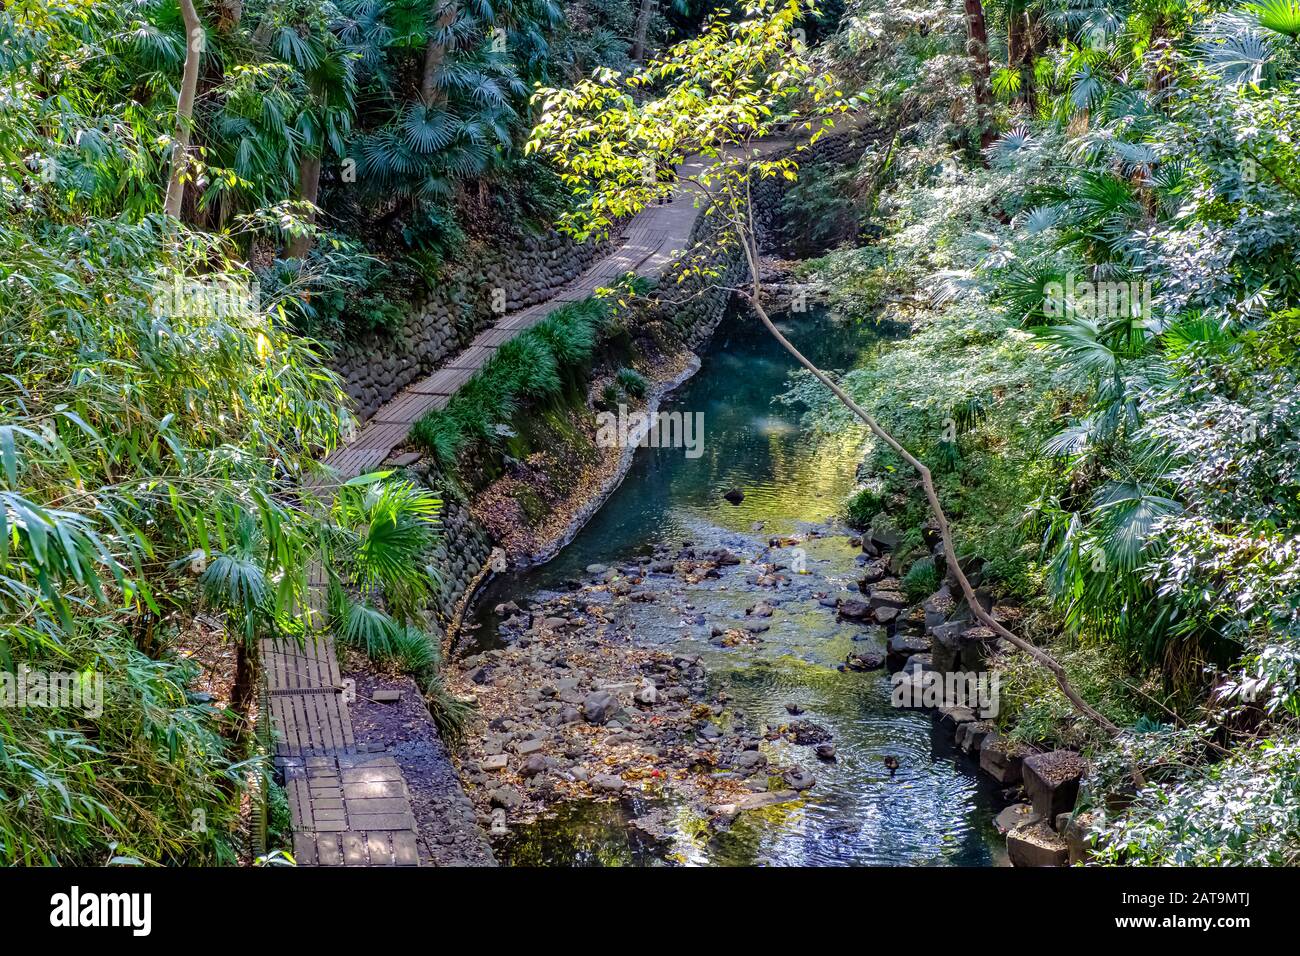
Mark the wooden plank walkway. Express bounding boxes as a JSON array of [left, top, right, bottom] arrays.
[[268, 131, 840, 865]]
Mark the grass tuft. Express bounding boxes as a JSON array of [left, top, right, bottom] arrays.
[[410, 297, 610, 467]]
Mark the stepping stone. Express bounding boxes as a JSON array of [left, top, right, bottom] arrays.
[[1007, 821, 1069, 867]]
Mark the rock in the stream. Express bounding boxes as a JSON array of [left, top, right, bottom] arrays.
[[783, 769, 816, 791], [929, 621, 965, 673], [837, 598, 873, 621], [845, 649, 885, 671], [887, 632, 930, 666], [868, 589, 908, 610], [489, 787, 524, 811], [712, 789, 800, 822], [955, 719, 994, 754], [994, 803, 1044, 834], [787, 720, 833, 746], [591, 773, 627, 793], [735, 750, 768, 772], [723, 488, 745, 505], [582, 690, 622, 724]]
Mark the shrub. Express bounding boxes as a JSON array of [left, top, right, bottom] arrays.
[[599, 382, 622, 410], [387, 624, 438, 675], [616, 366, 648, 399], [1092, 737, 1300, 867], [411, 297, 610, 467], [491, 333, 563, 399], [844, 486, 885, 528], [996, 643, 1149, 749], [901, 556, 940, 602]]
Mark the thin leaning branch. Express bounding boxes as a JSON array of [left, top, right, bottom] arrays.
[[734, 225, 1120, 736], [164, 0, 203, 220]]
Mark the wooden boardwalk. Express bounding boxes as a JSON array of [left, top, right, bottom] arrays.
[[267, 128, 851, 864], [328, 171, 710, 482]]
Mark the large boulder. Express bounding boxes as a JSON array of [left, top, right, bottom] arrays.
[[930, 622, 965, 674], [979, 732, 1033, 785], [922, 587, 955, 630], [868, 589, 908, 611], [859, 560, 888, 586], [947, 554, 986, 588], [868, 528, 899, 553], [958, 625, 1000, 670], [887, 632, 930, 669], [1022, 750, 1085, 820], [582, 690, 623, 725], [1006, 821, 1069, 867]]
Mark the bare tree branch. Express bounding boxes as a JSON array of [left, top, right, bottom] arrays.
[[732, 218, 1119, 735]]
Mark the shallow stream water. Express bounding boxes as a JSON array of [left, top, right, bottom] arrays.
[[469, 302, 1007, 866]]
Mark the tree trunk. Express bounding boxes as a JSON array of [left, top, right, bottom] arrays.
[[735, 226, 1118, 736], [217, 0, 243, 32], [421, 5, 459, 106], [164, 0, 204, 220], [230, 640, 258, 746], [286, 152, 322, 258], [1008, 7, 1039, 108], [962, 0, 995, 152], [631, 0, 656, 62]]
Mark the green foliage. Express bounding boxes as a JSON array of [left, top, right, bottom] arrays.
[[615, 367, 649, 399], [900, 557, 940, 602], [996, 642, 1150, 749], [1092, 736, 1300, 865], [411, 297, 609, 467], [816, 0, 1300, 865], [843, 486, 885, 528], [1251, 0, 1300, 38], [527, 0, 850, 245], [326, 473, 442, 655], [493, 335, 564, 400]]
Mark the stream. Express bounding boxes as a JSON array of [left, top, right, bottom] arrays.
[[468, 301, 1008, 866]]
